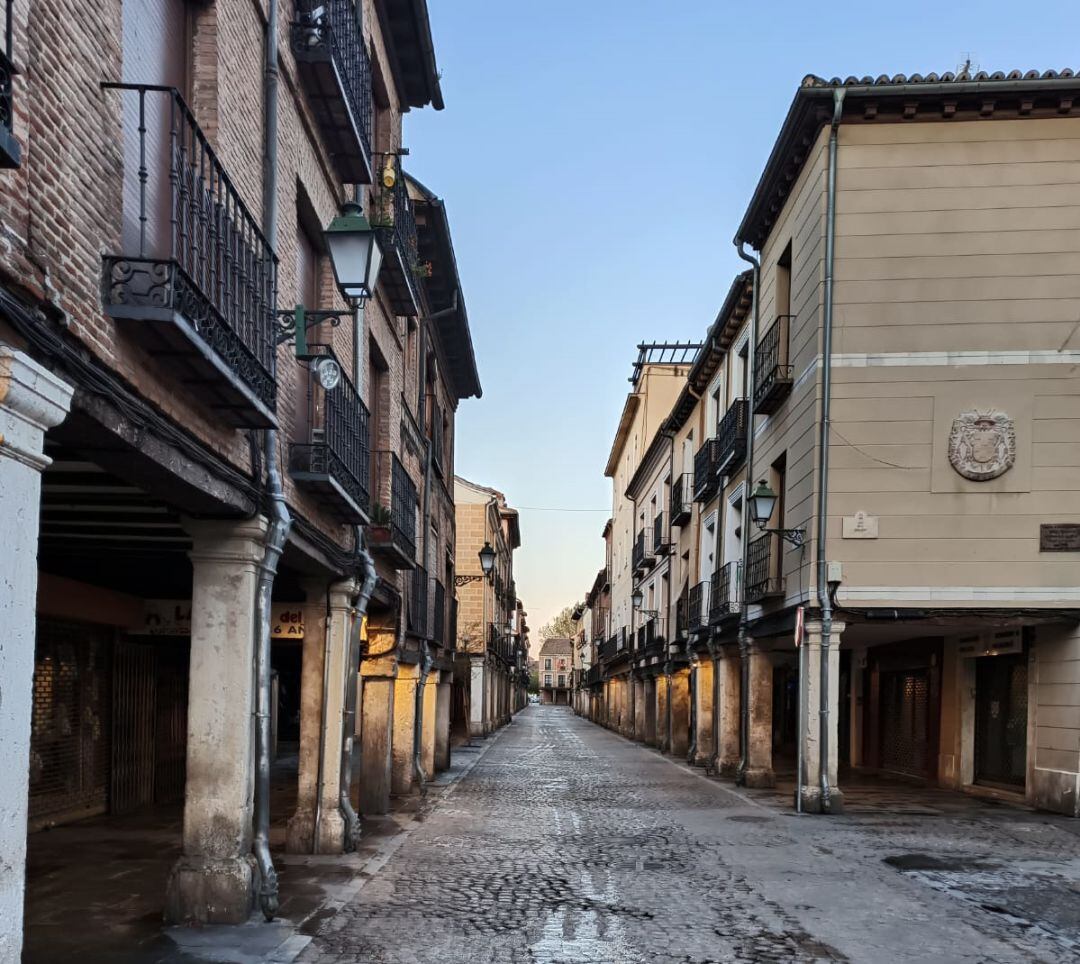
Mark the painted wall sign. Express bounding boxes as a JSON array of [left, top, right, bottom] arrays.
[[1040, 523, 1080, 552], [143, 600, 304, 638]]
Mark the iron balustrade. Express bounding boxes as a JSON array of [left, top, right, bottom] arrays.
[[409, 565, 429, 638], [0, 0, 18, 167], [372, 154, 422, 315], [289, 344, 371, 520], [600, 636, 618, 661], [291, 0, 373, 182], [688, 581, 708, 632], [710, 561, 740, 624], [674, 594, 689, 641], [745, 533, 783, 602], [753, 315, 794, 415], [368, 451, 418, 566], [645, 617, 665, 655], [433, 579, 445, 644], [632, 529, 648, 571], [652, 512, 670, 557], [428, 398, 445, 476], [671, 473, 693, 527], [693, 439, 720, 503], [715, 398, 749, 476], [586, 664, 602, 686], [635, 625, 646, 654], [102, 84, 276, 418]]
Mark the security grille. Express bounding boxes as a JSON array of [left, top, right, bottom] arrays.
[[975, 653, 1028, 787], [879, 668, 929, 776]]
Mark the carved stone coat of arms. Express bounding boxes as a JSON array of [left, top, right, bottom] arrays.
[[948, 409, 1016, 481]]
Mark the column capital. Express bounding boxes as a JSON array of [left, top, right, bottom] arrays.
[[183, 516, 270, 566], [803, 619, 846, 640], [0, 347, 73, 471], [328, 577, 358, 611]]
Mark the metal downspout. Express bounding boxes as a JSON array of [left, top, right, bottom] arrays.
[[816, 88, 845, 813], [253, 0, 286, 921], [412, 423, 435, 793], [312, 589, 332, 851], [733, 243, 760, 786]]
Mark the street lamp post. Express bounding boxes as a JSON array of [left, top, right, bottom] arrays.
[[747, 479, 806, 547]]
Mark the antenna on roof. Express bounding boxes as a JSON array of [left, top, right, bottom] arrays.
[[956, 54, 978, 80]]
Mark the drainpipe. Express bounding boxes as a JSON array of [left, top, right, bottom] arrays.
[[816, 88, 845, 814], [312, 588, 332, 851], [340, 530, 377, 848], [252, 0, 287, 921], [733, 243, 760, 786], [412, 413, 435, 793]]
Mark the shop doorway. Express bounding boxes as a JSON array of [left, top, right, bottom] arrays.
[[974, 653, 1028, 788]]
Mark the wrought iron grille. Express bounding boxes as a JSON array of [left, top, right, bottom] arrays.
[[290, 345, 371, 516], [652, 512, 669, 555], [392, 454, 418, 559], [433, 579, 445, 643], [671, 473, 693, 526], [600, 634, 618, 660], [428, 398, 445, 475], [372, 154, 421, 298], [102, 84, 276, 411], [745, 533, 782, 602], [753, 315, 794, 414], [674, 593, 688, 640], [716, 398, 748, 474], [710, 561, 740, 623], [635, 625, 646, 654], [688, 581, 708, 632], [294, 0, 373, 155], [408, 565, 429, 637], [693, 439, 720, 502], [632, 529, 647, 570], [645, 617, 665, 654]]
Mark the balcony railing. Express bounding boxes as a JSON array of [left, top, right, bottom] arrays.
[[645, 618, 665, 657], [291, 0, 373, 183], [693, 439, 720, 503], [753, 315, 794, 415], [367, 451, 417, 568], [716, 399, 748, 476], [102, 84, 276, 427], [674, 594, 689, 641], [652, 512, 671, 558], [599, 634, 618, 661], [671, 473, 693, 527], [408, 565, 429, 638], [433, 579, 445, 644], [0, 0, 19, 168], [632, 529, 650, 573], [289, 345, 370, 522], [710, 561, 740, 625], [428, 398, 445, 477], [688, 581, 708, 633], [586, 664, 602, 686], [745, 533, 784, 602], [372, 154, 422, 316]]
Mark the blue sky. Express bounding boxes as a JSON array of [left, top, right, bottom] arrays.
[[404, 0, 1076, 638]]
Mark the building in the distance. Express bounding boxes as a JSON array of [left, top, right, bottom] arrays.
[[539, 638, 574, 704]]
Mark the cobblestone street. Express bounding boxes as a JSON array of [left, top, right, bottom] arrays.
[[301, 706, 1080, 964]]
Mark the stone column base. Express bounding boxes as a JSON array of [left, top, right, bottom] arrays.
[[741, 766, 776, 789], [718, 758, 739, 778], [796, 786, 845, 814], [165, 855, 255, 924], [285, 808, 316, 854]]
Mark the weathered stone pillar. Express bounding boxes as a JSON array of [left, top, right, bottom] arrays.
[[166, 516, 268, 924], [716, 650, 741, 775], [434, 678, 452, 771], [643, 676, 657, 745], [670, 667, 691, 758], [743, 643, 776, 788], [633, 676, 646, 740], [656, 674, 670, 752], [420, 672, 438, 779], [286, 579, 330, 853], [392, 664, 421, 795], [0, 350, 73, 961], [359, 625, 397, 814], [693, 658, 714, 766], [469, 655, 485, 735], [625, 674, 636, 737], [799, 621, 845, 812]]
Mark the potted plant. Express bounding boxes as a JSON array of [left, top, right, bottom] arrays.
[[368, 502, 392, 543]]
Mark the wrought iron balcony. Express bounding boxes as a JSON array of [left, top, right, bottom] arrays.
[[644, 618, 666, 657], [102, 84, 276, 427], [753, 315, 794, 415], [671, 473, 693, 527], [372, 155, 422, 316], [433, 580, 446, 644], [289, 345, 370, 522], [709, 561, 740, 625], [291, 0, 373, 183], [367, 451, 417, 569], [632, 528, 651, 573], [693, 439, 720, 503], [0, 1, 19, 168], [408, 565, 429, 638], [745, 533, 784, 602], [674, 594, 689, 642], [428, 399, 445, 477], [586, 664, 602, 686], [716, 399, 748, 476], [652, 512, 671, 558], [688, 581, 708, 633]]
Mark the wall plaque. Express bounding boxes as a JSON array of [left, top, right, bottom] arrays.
[[1040, 524, 1080, 552]]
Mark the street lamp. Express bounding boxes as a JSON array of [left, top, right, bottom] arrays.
[[748, 479, 806, 547], [478, 542, 496, 579], [631, 587, 659, 619]]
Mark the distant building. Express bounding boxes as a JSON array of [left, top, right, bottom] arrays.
[[538, 638, 574, 704]]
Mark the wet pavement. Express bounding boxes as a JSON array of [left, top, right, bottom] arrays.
[[301, 704, 1080, 964]]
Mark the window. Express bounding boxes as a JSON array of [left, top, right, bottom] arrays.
[[557, 675, 565, 687], [544, 657, 552, 670], [776, 241, 792, 319], [771, 452, 788, 581], [544, 674, 552, 686]]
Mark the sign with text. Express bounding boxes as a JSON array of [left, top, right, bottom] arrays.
[[142, 600, 304, 638], [1040, 524, 1080, 552]]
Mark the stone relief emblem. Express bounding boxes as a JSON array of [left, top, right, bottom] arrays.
[[948, 409, 1016, 481]]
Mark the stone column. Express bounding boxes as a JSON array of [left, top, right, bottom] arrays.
[[434, 678, 452, 771], [670, 667, 691, 758], [799, 621, 845, 812], [656, 674, 670, 752], [0, 350, 73, 961], [166, 516, 268, 924], [469, 655, 485, 736], [716, 650, 741, 776], [693, 658, 715, 766], [420, 672, 438, 779], [643, 677, 657, 745], [286, 579, 330, 853], [359, 628, 397, 815], [625, 674, 636, 737], [742, 643, 776, 788], [633, 676, 646, 740], [392, 664, 421, 795]]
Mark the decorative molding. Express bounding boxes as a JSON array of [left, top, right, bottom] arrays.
[[455, 574, 482, 588], [837, 586, 1080, 603]]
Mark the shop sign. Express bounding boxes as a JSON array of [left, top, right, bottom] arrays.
[[142, 600, 303, 638]]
